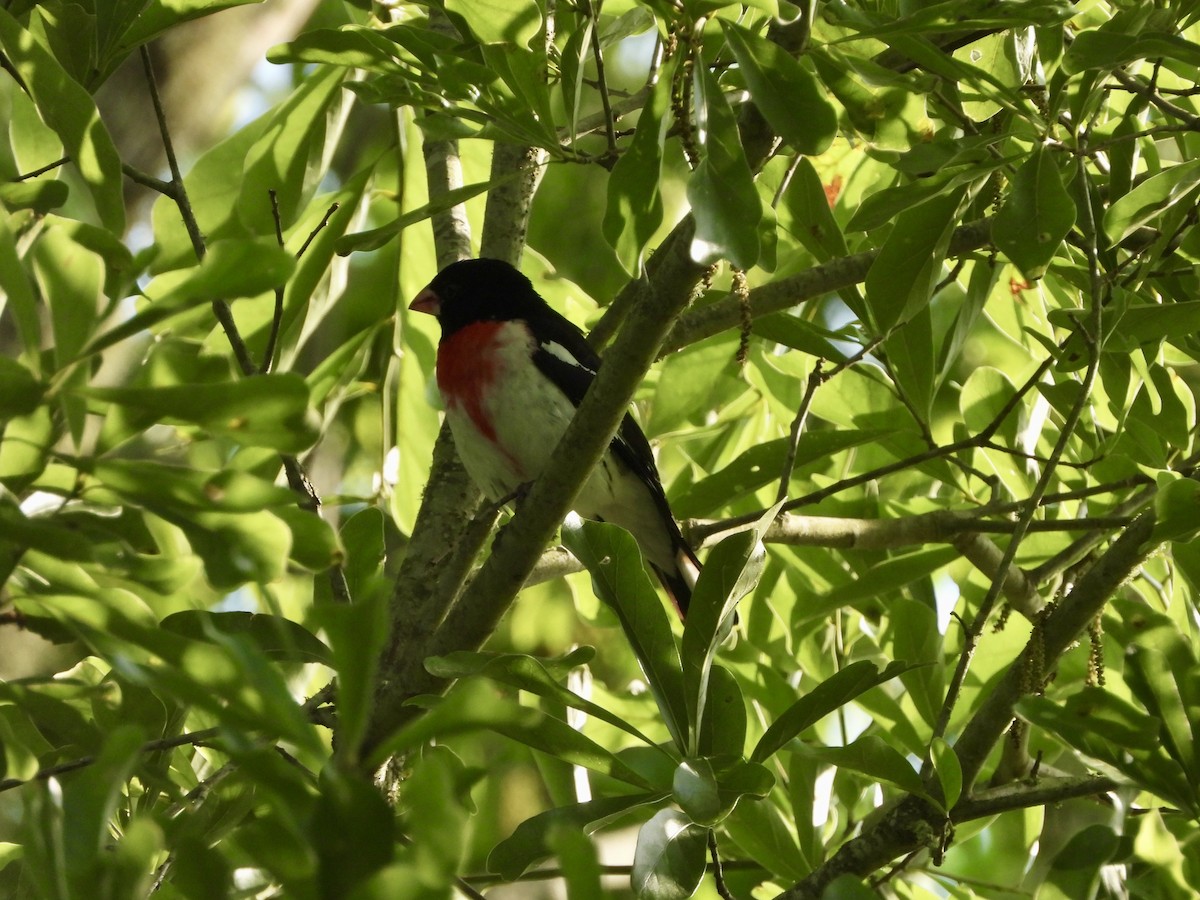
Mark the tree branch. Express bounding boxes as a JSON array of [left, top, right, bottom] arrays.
[[953, 774, 1121, 822], [777, 512, 1158, 899], [662, 219, 993, 354], [366, 15, 559, 758], [367, 111, 480, 760]]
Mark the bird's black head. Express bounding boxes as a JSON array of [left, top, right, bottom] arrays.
[[410, 258, 554, 338]]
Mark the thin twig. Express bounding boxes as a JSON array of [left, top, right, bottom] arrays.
[[296, 201, 341, 259], [140, 45, 205, 262], [586, 0, 619, 160], [264, 189, 287, 374], [121, 162, 175, 195], [0, 727, 220, 794], [709, 830, 734, 900], [16, 156, 69, 181], [775, 360, 824, 505], [696, 355, 1055, 543], [262, 198, 343, 373]]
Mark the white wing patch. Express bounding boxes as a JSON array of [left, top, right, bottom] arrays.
[[542, 339, 597, 374]]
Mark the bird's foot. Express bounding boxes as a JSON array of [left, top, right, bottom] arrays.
[[490, 481, 534, 551]]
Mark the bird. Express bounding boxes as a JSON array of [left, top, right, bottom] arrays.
[[410, 257, 701, 617]]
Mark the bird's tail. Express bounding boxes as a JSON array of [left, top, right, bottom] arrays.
[[652, 542, 702, 619]]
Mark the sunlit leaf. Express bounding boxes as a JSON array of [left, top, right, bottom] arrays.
[[687, 56, 762, 268], [489, 793, 664, 880], [1103, 159, 1200, 245], [993, 147, 1077, 279], [631, 809, 708, 900], [721, 22, 836, 156], [0, 8, 125, 231], [604, 67, 672, 275], [563, 520, 689, 751]]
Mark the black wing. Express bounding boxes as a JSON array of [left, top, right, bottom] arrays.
[[527, 317, 697, 566]]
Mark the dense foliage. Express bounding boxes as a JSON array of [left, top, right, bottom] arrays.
[[2, 0, 1200, 897]]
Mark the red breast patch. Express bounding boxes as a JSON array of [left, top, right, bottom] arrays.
[[437, 321, 506, 441]]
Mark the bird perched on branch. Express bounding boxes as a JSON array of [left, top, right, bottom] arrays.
[[410, 258, 701, 616]]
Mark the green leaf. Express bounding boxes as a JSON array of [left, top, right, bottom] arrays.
[[178, 510, 293, 589], [426, 650, 663, 749], [672, 429, 892, 519], [274, 505, 342, 572], [235, 67, 347, 234], [722, 794, 810, 880], [365, 679, 539, 768], [312, 767, 395, 898], [61, 725, 145, 890], [0, 8, 125, 231], [1153, 474, 1200, 544], [148, 68, 342, 271], [687, 58, 762, 269], [681, 503, 777, 754], [673, 757, 773, 827], [0, 357, 42, 418], [884, 305, 935, 422], [267, 26, 409, 73], [85, 238, 296, 358], [336, 176, 514, 254], [864, 188, 963, 332], [0, 178, 68, 213], [715, 758, 774, 812], [78, 373, 318, 452], [1103, 159, 1200, 245], [1063, 31, 1200, 75], [820, 875, 879, 900], [488, 793, 664, 880], [488, 703, 657, 790], [721, 22, 836, 156], [1124, 645, 1199, 786], [397, 747, 473, 886], [159, 611, 332, 665], [929, 737, 962, 809], [780, 158, 848, 262], [1043, 824, 1120, 899], [313, 591, 390, 765], [794, 735, 928, 799], [892, 596, 944, 727], [631, 809, 708, 900], [993, 147, 1077, 279], [752, 660, 914, 763], [1017, 689, 1195, 813], [562, 520, 689, 751], [114, 0, 263, 63], [444, 0, 543, 46], [604, 67, 671, 276], [800, 547, 961, 623], [0, 216, 42, 365], [673, 758, 722, 826], [698, 664, 747, 759], [340, 507, 387, 602], [99, 816, 163, 900], [164, 237, 298, 300], [1020, 689, 1161, 752], [0, 407, 54, 489], [90, 458, 298, 513], [34, 209, 104, 375]]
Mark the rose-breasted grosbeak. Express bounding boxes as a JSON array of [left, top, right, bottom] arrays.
[[410, 258, 701, 616]]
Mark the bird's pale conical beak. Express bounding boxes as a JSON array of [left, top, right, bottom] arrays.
[[409, 287, 440, 316]]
